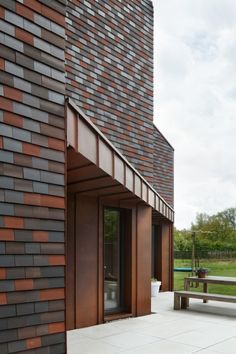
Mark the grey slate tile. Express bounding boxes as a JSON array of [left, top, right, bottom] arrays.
[[0, 124, 13, 138], [31, 108, 49, 123], [23, 94, 40, 108], [0, 280, 14, 292], [24, 19, 41, 37], [0, 0, 15, 10], [16, 303, 34, 316], [0, 306, 16, 320], [0, 176, 14, 189], [5, 10, 22, 26], [33, 181, 48, 194], [14, 77, 32, 93], [41, 148, 64, 163], [23, 168, 41, 181], [23, 118, 40, 133], [25, 243, 40, 254], [5, 190, 24, 204], [14, 230, 32, 242], [13, 102, 32, 118], [15, 255, 33, 266], [32, 157, 48, 170], [34, 37, 51, 53], [0, 20, 15, 36], [0, 256, 15, 267], [34, 61, 51, 76], [16, 52, 35, 71], [12, 127, 31, 142], [35, 301, 49, 313], [8, 340, 26, 354], [40, 171, 64, 185], [0, 203, 14, 216], [3, 34, 24, 52], [0, 241, 5, 254], [0, 151, 14, 164], [3, 138, 22, 153], [34, 14, 51, 31]]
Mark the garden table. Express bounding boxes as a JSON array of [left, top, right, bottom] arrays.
[[184, 275, 236, 306]]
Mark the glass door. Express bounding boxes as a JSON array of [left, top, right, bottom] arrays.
[[104, 208, 124, 314]]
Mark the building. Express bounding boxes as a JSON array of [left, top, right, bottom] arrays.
[[0, 0, 174, 353]]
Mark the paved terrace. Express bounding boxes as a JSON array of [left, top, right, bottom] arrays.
[[67, 292, 236, 354]]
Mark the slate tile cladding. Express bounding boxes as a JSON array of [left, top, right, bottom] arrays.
[[153, 125, 174, 207], [65, 0, 154, 183], [0, 0, 66, 353]]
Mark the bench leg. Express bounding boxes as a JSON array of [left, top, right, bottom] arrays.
[[184, 279, 190, 307], [203, 283, 208, 303], [174, 293, 181, 310], [181, 297, 188, 309]]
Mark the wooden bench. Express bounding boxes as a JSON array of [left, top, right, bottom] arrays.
[[174, 291, 236, 310]]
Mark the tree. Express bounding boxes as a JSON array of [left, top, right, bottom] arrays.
[[174, 207, 236, 251]]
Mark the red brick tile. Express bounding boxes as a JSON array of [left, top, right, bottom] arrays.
[[0, 293, 7, 305], [3, 112, 23, 128], [24, 193, 41, 206], [24, 193, 65, 208], [41, 5, 65, 25], [15, 28, 34, 46], [16, 3, 34, 20], [4, 87, 23, 102], [24, 0, 42, 13], [48, 255, 65, 265], [32, 231, 48, 242], [0, 268, 6, 280], [48, 138, 65, 151], [1, 97, 13, 111], [22, 143, 41, 156], [48, 322, 65, 334], [0, 229, 14, 241], [14, 153, 32, 168], [41, 195, 65, 209], [0, 6, 4, 19], [4, 217, 24, 229], [26, 337, 41, 349], [0, 136, 3, 149], [49, 255, 65, 265], [24, 193, 65, 209], [15, 279, 34, 291], [0, 57, 4, 70], [40, 288, 65, 301]]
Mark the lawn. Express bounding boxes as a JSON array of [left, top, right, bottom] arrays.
[[174, 259, 236, 296]]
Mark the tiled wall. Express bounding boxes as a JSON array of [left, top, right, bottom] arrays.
[[153, 126, 174, 207], [65, 0, 154, 182], [0, 1, 66, 353], [0, 0, 173, 352]]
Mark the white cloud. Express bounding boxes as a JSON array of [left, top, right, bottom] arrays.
[[153, 0, 236, 228]]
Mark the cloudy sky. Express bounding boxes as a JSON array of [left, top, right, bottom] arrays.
[[153, 0, 236, 229]]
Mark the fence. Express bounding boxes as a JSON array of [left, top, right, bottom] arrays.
[[174, 250, 236, 260]]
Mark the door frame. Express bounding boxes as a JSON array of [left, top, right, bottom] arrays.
[[99, 200, 133, 322]]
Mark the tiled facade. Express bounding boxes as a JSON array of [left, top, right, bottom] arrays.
[[0, 0, 174, 353], [0, 0, 66, 353], [153, 126, 174, 207], [65, 0, 154, 182]]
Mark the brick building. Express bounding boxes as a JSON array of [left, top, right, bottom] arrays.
[[0, 0, 174, 353]]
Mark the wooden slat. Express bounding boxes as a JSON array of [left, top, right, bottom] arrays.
[[175, 291, 236, 302]]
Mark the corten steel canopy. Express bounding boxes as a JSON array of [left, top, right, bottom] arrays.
[[67, 98, 174, 222]]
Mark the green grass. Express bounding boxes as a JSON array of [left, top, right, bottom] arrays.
[[174, 259, 236, 296]]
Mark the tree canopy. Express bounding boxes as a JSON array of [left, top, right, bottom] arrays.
[[174, 207, 236, 251]]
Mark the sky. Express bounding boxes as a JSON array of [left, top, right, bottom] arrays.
[[152, 0, 236, 229]]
